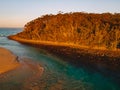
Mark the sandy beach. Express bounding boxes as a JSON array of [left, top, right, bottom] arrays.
[[0, 47, 44, 75], [0, 47, 44, 90], [0, 47, 20, 74]]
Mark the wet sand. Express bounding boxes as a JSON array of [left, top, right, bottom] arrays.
[[0, 47, 44, 90], [0, 47, 20, 74]]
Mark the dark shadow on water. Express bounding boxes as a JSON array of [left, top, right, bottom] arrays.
[[14, 42, 120, 88]]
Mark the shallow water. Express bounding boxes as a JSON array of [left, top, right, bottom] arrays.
[[0, 28, 120, 90]]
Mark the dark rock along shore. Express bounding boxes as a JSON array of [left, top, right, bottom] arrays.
[[14, 41, 120, 84]]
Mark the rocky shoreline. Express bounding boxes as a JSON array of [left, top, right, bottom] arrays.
[[25, 43, 120, 84], [31, 43, 120, 71], [8, 37, 120, 75], [7, 36, 120, 87]]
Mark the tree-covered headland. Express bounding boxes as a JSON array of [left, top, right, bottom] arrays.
[[11, 12, 120, 50]]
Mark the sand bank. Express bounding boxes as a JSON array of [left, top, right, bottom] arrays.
[[0, 47, 44, 90], [0, 47, 20, 74]]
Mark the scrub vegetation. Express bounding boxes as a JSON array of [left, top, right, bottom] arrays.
[[10, 12, 120, 50]]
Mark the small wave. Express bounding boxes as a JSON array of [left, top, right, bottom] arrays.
[[0, 36, 7, 37], [0, 34, 7, 37]]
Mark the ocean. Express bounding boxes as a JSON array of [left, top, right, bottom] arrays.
[[0, 28, 120, 90]]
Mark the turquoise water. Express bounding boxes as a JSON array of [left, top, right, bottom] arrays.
[[0, 28, 120, 90]]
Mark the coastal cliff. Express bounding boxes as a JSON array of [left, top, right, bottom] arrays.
[[9, 12, 120, 50]]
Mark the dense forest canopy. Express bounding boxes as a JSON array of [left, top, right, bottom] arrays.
[[13, 12, 120, 50]]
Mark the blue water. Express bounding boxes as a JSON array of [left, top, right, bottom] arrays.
[[0, 28, 120, 90]]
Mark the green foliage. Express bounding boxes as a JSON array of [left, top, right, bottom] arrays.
[[15, 12, 120, 50]]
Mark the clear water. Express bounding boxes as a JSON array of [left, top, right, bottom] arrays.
[[0, 28, 120, 90]]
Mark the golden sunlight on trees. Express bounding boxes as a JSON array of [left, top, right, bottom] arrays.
[[15, 12, 120, 50]]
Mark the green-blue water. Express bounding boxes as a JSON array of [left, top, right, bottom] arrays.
[[0, 28, 120, 90]]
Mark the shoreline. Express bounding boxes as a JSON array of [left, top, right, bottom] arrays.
[[0, 47, 44, 90], [0, 57, 44, 90], [0, 47, 44, 75], [8, 36, 120, 77], [0, 47, 20, 74], [8, 36, 120, 57]]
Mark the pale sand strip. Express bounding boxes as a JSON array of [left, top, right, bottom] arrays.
[[0, 47, 20, 74], [9, 36, 120, 51]]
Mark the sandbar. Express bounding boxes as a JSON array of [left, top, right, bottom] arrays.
[[0, 47, 20, 74]]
